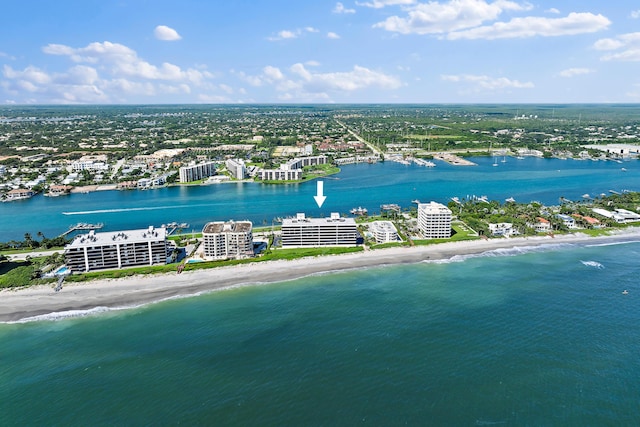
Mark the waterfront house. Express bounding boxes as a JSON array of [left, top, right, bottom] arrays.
[[488, 223, 515, 237], [556, 214, 577, 229], [4, 188, 35, 201], [531, 217, 551, 233], [572, 214, 602, 229], [46, 185, 73, 197]]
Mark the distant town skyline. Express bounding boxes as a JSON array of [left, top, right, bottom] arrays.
[[1, 1, 639, 104]]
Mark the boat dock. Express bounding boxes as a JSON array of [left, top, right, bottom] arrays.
[[60, 223, 104, 237], [163, 222, 190, 235]]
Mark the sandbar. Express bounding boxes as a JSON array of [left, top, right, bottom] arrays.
[[2, 229, 639, 322]]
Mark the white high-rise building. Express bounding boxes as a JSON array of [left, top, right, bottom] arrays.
[[225, 158, 246, 180], [417, 202, 452, 239], [202, 220, 253, 260], [281, 213, 360, 248], [179, 161, 217, 183]]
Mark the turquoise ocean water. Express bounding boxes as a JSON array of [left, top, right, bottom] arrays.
[[2, 240, 640, 425], [2, 157, 640, 425]]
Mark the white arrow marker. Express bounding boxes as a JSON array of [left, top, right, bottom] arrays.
[[314, 180, 326, 208]]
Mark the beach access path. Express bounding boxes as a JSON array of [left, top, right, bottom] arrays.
[[2, 229, 639, 322]]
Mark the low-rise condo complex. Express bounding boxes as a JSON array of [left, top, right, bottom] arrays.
[[258, 155, 327, 181], [258, 168, 303, 181], [369, 221, 401, 243], [202, 220, 254, 260], [281, 213, 360, 248], [417, 202, 452, 239], [64, 226, 167, 273]]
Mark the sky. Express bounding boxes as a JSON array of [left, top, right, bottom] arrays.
[[0, 0, 639, 104]]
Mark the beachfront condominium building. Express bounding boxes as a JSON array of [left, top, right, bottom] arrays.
[[369, 221, 400, 243], [417, 202, 452, 239], [64, 226, 167, 273], [179, 161, 217, 183], [225, 158, 247, 180], [202, 220, 254, 260], [281, 213, 360, 248]]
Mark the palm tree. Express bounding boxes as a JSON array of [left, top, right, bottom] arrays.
[[24, 233, 34, 249]]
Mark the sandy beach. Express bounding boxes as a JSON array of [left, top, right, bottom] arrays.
[[2, 229, 639, 322]]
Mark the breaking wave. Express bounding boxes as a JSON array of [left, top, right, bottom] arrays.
[[427, 243, 575, 264], [581, 260, 604, 269]]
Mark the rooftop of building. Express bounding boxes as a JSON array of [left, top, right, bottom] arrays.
[[283, 213, 356, 226], [66, 226, 166, 248], [203, 220, 252, 234], [369, 221, 398, 232], [417, 201, 451, 214]]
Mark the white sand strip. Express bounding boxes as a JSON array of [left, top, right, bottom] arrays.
[[2, 229, 639, 322]]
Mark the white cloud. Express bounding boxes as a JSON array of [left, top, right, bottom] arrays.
[[357, 0, 415, 9], [268, 27, 322, 41], [219, 84, 234, 94], [333, 2, 356, 13], [546, 8, 560, 14], [263, 65, 284, 81], [593, 38, 625, 51], [0, 51, 16, 60], [3, 65, 51, 85], [42, 41, 211, 83], [2, 64, 108, 103], [371, 1, 609, 40], [631, 10, 640, 19], [290, 63, 402, 91], [235, 70, 264, 86], [447, 13, 611, 40], [327, 32, 341, 39], [238, 63, 401, 100], [154, 25, 182, 41], [558, 68, 594, 78], [268, 30, 299, 41], [1, 40, 226, 103], [595, 32, 640, 61], [373, 0, 532, 35], [441, 74, 533, 90], [447, 12, 610, 40]]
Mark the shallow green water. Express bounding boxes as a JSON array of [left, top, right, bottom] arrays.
[[2, 241, 639, 425]]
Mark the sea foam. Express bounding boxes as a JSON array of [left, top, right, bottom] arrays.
[[427, 243, 575, 264]]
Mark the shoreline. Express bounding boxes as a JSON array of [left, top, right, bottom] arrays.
[[2, 229, 640, 323]]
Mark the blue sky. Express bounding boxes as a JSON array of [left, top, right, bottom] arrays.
[[0, 0, 639, 104]]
